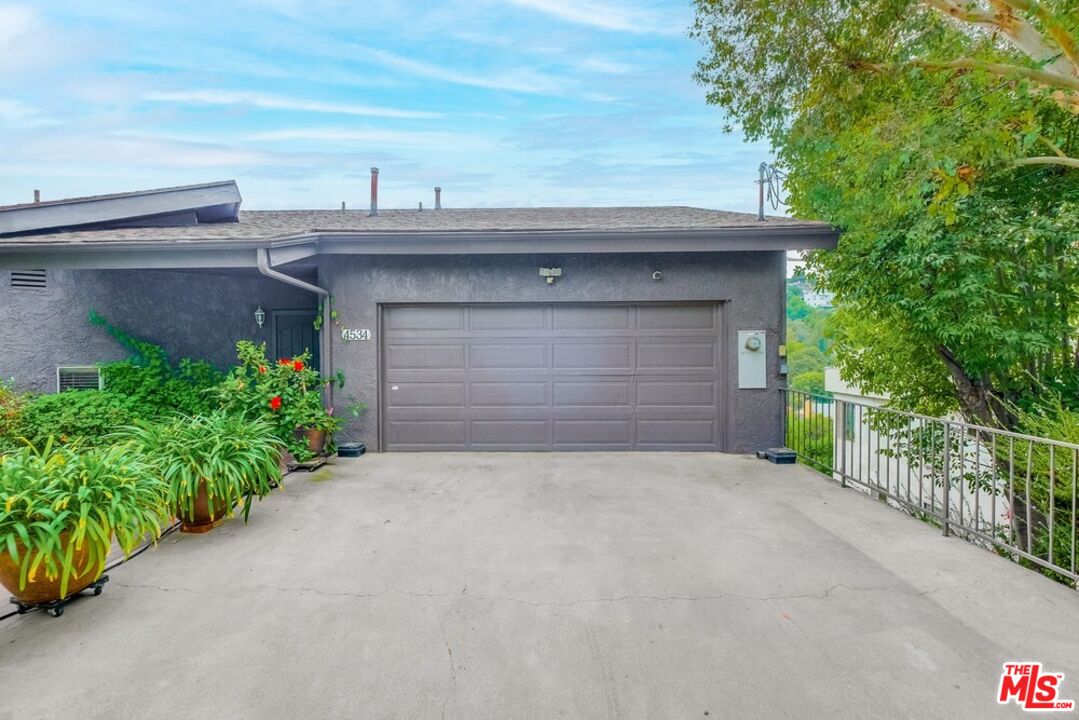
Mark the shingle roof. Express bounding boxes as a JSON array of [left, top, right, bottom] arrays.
[[1, 206, 830, 246]]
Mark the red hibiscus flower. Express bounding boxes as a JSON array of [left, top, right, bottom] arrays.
[[269, 395, 282, 411], [278, 358, 291, 366], [293, 360, 304, 372], [258, 365, 267, 374]]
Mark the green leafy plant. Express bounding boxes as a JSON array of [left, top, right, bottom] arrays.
[[216, 341, 342, 460], [89, 310, 223, 416], [116, 413, 284, 523], [16, 391, 146, 448], [0, 440, 171, 595], [0, 377, 26, 445]]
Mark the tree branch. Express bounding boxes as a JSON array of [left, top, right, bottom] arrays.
[[999, 0, 1079, 72], [901, 57, 1079, 92], [1038, 135, 1067, 158], [1015, 155, 1079, 168], [921, 0, 1078, 79]]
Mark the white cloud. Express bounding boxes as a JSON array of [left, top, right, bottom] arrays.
[[246, 127, 493, 151], [578, 56, 636, 74], [0, 98, 55, 127], [144, 89, 442, 119], [0, 5, 36, 47], [504, 0, 675, 34], [361, 46, 565, 95]]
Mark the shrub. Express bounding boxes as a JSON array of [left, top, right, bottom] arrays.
[[116, 413, 284, 523], [89, 310, 222, 416], [16, 391, 146, 448], [216, 341, 341, 460], [0, 440, 171, 595], [0, 378, 26, 445], [787, 408, 834, 473]]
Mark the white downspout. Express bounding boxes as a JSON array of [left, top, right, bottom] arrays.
[[256, 247, 333, 408]]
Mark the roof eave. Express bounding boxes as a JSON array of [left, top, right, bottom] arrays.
[[0, 224, 839, 270]]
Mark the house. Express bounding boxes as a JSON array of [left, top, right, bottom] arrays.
[[0, 176, 838, 453], [824, 367, 1007, 529]]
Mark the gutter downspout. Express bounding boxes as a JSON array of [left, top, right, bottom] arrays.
[[257, 247, 333, 409]]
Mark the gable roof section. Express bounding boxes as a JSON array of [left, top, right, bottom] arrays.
[[0, 181, 241, 237]]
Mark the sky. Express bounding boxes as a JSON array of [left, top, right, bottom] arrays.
[[0, 1, 775, 212]]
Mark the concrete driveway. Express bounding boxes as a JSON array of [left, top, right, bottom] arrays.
[[2, 452, 1078, 719]]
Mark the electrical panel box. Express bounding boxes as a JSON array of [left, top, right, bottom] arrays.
[[738, 330, 767, 389]]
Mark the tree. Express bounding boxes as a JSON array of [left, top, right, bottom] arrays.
[[693, 0, 1079, 429]]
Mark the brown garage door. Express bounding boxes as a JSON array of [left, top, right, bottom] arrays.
[[381, 303, 726, 451]]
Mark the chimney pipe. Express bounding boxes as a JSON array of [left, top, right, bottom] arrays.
[[369, 167, 379, 217], [33, 189, 40, 204], [434, 186, 442, 210]]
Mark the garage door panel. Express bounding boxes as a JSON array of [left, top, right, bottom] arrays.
[[470, 305, 546, 331], [471, 381, 548, 407], [553, 341, 632, 370], [552, 381, 632, 407], [553, 420, 632, 446], [386, 420, 467, 448], [382, 303, 725, 451], [637, 304, 716, 330], [471, 343, 548, 369], [471, 420, 548, 446], [386, 382, 465, 407], [385, 344, 465, 370], [553, 305, 631, 330], [385, 305, 464, 331], [637, 341, 716, 370], [637, 380, 716, 407]]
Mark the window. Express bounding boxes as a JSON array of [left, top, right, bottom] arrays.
[[10, 269, 46, 290], [57, 366, 103, 392]]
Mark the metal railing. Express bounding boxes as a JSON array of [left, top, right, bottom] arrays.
[[784, 388, 1079, 587]]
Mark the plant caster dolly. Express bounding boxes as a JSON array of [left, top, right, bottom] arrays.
[[8, 574, 109, 618]]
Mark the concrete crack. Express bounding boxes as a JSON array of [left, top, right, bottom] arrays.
[[438, 615, 457, 720]]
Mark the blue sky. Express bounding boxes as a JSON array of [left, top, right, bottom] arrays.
[[0, 1, 772, 212]]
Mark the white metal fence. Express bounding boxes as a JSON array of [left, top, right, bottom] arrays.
[[785, 388, 1078, 587]]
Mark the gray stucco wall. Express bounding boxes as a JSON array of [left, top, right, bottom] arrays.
[[319, 251, 786, 453], [0, 268, 316, 392]]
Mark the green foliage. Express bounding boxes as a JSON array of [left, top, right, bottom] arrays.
[[16, 392, 146, 449], [694, 0, 1079, 429], [786, 280, 833, 395], [216, 341, 341, 461], [116, 413, 284, 524], [0, 440, 171, 595], [786, 406, 834, 472], [0, 378, 26, 445], [89, 310, 222, 416]]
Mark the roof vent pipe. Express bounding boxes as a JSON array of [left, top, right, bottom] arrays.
[[434, 186, 441, 210], [369, 167, 379, 217]]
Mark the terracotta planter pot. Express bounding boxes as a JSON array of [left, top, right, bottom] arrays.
[[0, 532, 100, 605], [303, 428, 327, 455], [177, 480, 231, 534]]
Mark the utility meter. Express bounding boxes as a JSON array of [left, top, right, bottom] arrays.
[[738, 330, 767, 389]]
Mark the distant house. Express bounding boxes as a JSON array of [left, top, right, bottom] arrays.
[[789, 277, 834, 308], [0, 177, 837, 453], [825, 367, 1006, 529]]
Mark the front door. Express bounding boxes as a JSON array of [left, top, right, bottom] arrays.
[[272, 310, 320, 370]]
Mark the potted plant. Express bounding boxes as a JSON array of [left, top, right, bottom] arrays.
[[118, 413, 284, 533], [217, 342, 341, 462], [0, 440, 171, 604]]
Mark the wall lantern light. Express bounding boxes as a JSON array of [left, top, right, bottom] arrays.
[[254, 306, 266, 328]]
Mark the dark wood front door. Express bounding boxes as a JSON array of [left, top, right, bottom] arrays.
[[272, 310, 320, 370]]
